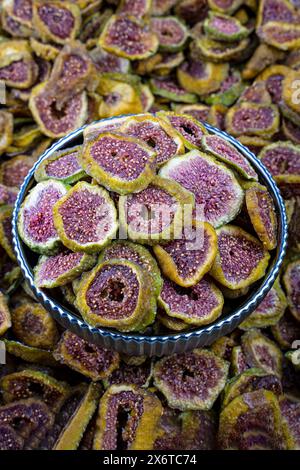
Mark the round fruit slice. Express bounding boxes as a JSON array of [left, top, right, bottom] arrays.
[[173, 104, 210, 122], [259, 141, 300, 184], [118, 176, 194, 244], [120, 114, 184, 166], [34, 145, 86, 184], [158, 112, 208, 149], [159, 150, 244, 228], [202, 134, 258, 181], [80, 133, 156, 195], [93, 385, 163, 450], [99, 15, 159, 60], [0, 155, 36, 188], [192, 35, 250, 63], [153, 221, 217, 287], [150, 77, 198, 103], [18, 179, 69, 255], [158, 277, 224, 326], [90, 47, 130, 74], [117, 0, 152, 17], [241, 329, 283, 377], [225, 103, 280, 138], [283, 259, 300, 322], [258, 22, 300, 51], [104, 359, 152, 388], [98, 240, 162, 297], [279, 395, 300, 450], [202, 69, 244, 107], [153, 349, 229, 410], [0, 40, 37, 89], [271, 312, 300, 349], [150, 16, 188, 52], [76, 259, 156, 332], [0, 292, 11, 336], [210, 225, 270, 290], [34, 250, 97, 288], [53, 182, 118, 254], [3, 339, 58, 367], [245, 185, 277, 250], [204, 12, 249, 42], [157, 307, 189, 331], [53, 331, 120, 381]]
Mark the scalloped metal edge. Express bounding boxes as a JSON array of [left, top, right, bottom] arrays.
[[12, 115, 288, 357]]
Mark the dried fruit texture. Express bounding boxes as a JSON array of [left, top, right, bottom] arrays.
[[225, 103, 280, 138], [2, 0, 33, 28], [158, 277, 224, 326], [153, 0, 179, 15], [174, 103, 210, 122], [99, 240, 162, 297], [0, 292, 11, 336], [218, 390, 285, 450], [191, 35, 250, 63], [242, 44, 285, 80], [30, 37, 60, 61], [241, 329, 283, 377], [90, 48, 130, 74], [150, 77, 198, 103], [18, 179, 68, 255], [76, 259, 156, 331], [29, 82, 88, 139], [204, 12, 249, 42], [150, 17, 188, 52], [0, 111, 13, 156], [34, 251, 96, 288], [202, 69, 244, 107], [153, 221, 217, 287], [258, 22, 300, 51], [0, 155, 36, 188], [33, 1, 81, 45], [104, 359, 152, 388], [0, 399, 55, 450], [202, 134, 258, 180], [0, 370, 70, 411], [271, 311, 300, 349], [259, 142, 300, 185], [117, 0, 152, 17], [53, 331, 120, 381], [119, 176, 194, 244], [120, 115, 184, 166], [99, 15, 159, 60], [208, 0, 243, 14], [0, 40, 37, 89], [280, 395, 300, 450], [153, 349, 229, 410], [158, 112, 208, 149], [157, 307, 190, 331], [210, 225, 270, 290], [80, 133, 155, 195], [0, 206, 16, 261], [240, 280, 287, 330], [34, 146, 85, 184], [283, 118, 300, 145], [11, 302, 59, 349], [283, 259, 300, 322], [53, 182, 118, 253], [177, 60, 229, 97], [3, 339, 58, 367]]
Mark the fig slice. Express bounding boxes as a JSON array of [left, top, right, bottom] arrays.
[[53, 182, 118, 254], [258, 21, 300, 51], [282, 118, 300, 145], [93, 384, 163, 450], [33, 1, 81, 45], [207, 0, 243, 14], [240, 279, 287, 330], [76, 259, 156, 332], [0, 40, 37, 89], [117, 0, 152, 17], [150, 77, 198, 103], [210, 225, 270, 290], [99, 15, 159, 60], [158, 277, 224, 326], [158, 111, 208, 149], [173, 103, 210, 122], [218, 390, 285, 450], [222, 368, 283, 410], [103, 359, 152, 388], [0, 155, 36, 188], [225, 102, 280, 138], [0, 370, 70, 411], [0, 111, 13, 156], [0, 425, 24, 450], [98, 240, 163, 297], [3, 339, 58, 367], [153, 0, 179, 16], [159, 150, 244, 228], [204, 12, 249, 42], [231, 345, 249, 375], [202, 134, 258, 181], [118, 176, 194, 244], [271, 312, 300, 349], [11, 301, 59, 349], [120, 114, 184, 166], [34, 251, 97, 288], [157, 308, 189, 331], [34, 145, 86, 184], [202, 69, 244, 107], [241, 329, 283, 377], [18, 179, 69, 255], [283, 259, 300, 322], [0, 292, 11, 336], [53, 331, 120, 381], [150, 16, 188, 52], [90, 47, 130, 74], [0, 206, 16, 261], [259, 141, 300, 185], [280, 395, 300, 450], [80, 133, 156, 195], [153, 349, 229, 410], [192, 35, 250, 63], [245, 185, 278, 250], [153, 221, 217, 287]]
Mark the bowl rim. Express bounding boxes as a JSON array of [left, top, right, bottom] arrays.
[[12, 114, 288, 351]]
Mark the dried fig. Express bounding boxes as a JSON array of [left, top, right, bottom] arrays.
[[0, 292, 11, 336], [225, 102, 280, 138], [150, 16, 188, 52], [241, 329, 283, 377], [34, 145, 86, 184], [177, 59, 229, 96], [283, 259, 300, 322]]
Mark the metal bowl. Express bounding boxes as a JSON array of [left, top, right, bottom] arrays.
[[12, 115, 288, 357]]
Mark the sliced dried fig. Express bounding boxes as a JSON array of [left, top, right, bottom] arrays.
[[0, 206, 16, 261], [208, 0, 243, 14], [152, 0, 179, 15], [238, 81, 272, 105], [99, 15, 159, 60], [0, 424, 24, 450], [117, 0, 152, 17], [18, 179, 69, 255], [282, 118, 300, 145], [202, 69, 244, 107], [241, 329, 283, 377], [53, 182, 118, 253], [2, 0, 33, 28], [150, 16, 188, 52], [93, 385, 163, 450], [204, 12, 249, 42], [150, 77, 198, 104], [242, 44, 285, 80], [1, 8, 33, 37], [0, 111, 13, 156], [225, 102, 280, 138], [231, 345, 249, 375], [157, 307, 189, 331], [0, 40, 37, 89], [279, 394, 300, 450], [211, 335, 237, 361], [158, 112, 208, 149], [158, 277, 224, 326], [30, 37, 60, 62], [192, 35, 250, 63], [173, 103, 210, 122], [153, 349, 229, 410], [80, 133, 155, 195], [259, 141, 300, 185], [3, 339, 58, 367], [283, 259, 300, 322], [103, 359, 152, 388], [271, 312, 300, 349], [0, 292, 11, 336], [34, 145, 85, 184], [118, 176, 194, 244], [140, 84, 155, 111], [177, 59, 229, 96], [76, 259, 156, 331], [90, 47, 130, 74], [258, 22, 300, 51], [210, 225, 270, 290]]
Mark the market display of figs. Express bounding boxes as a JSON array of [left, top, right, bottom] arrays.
[[0, 0, 300, 452]]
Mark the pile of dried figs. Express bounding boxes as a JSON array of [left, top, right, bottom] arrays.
[[0, 0, 300, 451]]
